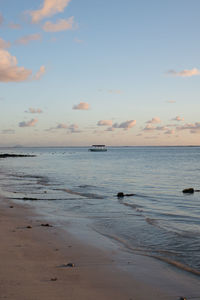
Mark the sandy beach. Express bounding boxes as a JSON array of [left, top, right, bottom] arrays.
[[0, 194, 200, 300]]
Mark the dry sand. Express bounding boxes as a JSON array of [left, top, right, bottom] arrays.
[[0, 195, 199, 300]]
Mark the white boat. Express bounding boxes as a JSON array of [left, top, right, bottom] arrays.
[[89, 145, 107, 152]]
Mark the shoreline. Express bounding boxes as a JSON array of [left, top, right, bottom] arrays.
[[0, 195, 200, 300]]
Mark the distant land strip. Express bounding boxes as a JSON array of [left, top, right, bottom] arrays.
[[0, 154, 36, 158]]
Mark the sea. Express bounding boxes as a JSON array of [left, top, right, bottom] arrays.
[[0, 146, 200, 276]]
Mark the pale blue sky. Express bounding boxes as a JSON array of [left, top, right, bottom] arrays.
[[1, 0, 200, 146]]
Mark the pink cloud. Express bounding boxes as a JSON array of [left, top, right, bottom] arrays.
[[15, 33, 42, 45], [97, 120, 113, 126], [172, 116, 184, 122], [43, 17, 75, 32], [68, 124, 81, 133], [0, 38, 11, 49], [19, 118, 38, 127], [9, 23, 21, 30], [0, 13, 3, 26], [30, 0, 71, 23], [146, 117, 161, 124], [113, 120, 136, 130], [176, 122, 200, 133], [167, 68, 200, 77], [73, 102, 90, 110], [25, 108, 43, 114], [165, 129, 175, 135], [0, 49, 32, 82], [34, 65, 46, 80]]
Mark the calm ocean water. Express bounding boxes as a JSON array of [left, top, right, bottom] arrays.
[[0, 146, 200, 275]]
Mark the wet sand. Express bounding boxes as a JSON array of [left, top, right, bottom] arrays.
[[0, 195, 199, 300]]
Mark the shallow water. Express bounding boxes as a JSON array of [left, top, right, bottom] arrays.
[[0, 146, 200, 275]]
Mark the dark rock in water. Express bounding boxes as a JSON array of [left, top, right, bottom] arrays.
[[117, 192, 135, 197], [117, 192, 124, 198], [41, 223, 53, 227], [182, 188, 194, 194], [26, 225, 32, 229], [179, 297, 187, 300], [23, 197, 38, 201]]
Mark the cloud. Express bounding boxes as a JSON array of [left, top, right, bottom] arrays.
[[34, 65, 46, 80], [0, 49, 32, 82], [113, 120, 136, 130], [106, 127, 115, 132], [19, 118, 38, 127], [74, 37, 83, 43], [166, 68, 200, 77], [0, 38, 11, 49], [30, 0, 71, 23], [15, 33, 42, 45], [172, 116, 184, 122], [0, 13, 3, 26], [166, 100, 176, 103], [143, 124, 168, 132], [68, 124, 81, 133], [0, 49, 44, 82], [73, 102, 90, 110], [9, 23, 21, 30], [176, 122, 200, 133], [97, 120, 113, 126], [108, 89, 122, 94], [164, 129, 175, 135], [1, 129, 15, 134], [25, 108, 43, 114], [56, 123, 68, 129], [146, 117, 161, 124], [43, 17, 74, 32]]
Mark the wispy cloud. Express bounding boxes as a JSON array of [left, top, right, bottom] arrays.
[[146, 117, 161, 124], [1, 129, 15, 134], [172, 116, 184, 122], [43, 17, 75, 32], [8, 23, 21, 30], [166, 68, 200, 77], [176, 122, 200, 134], [68, 124, 81, 133], [15, 33, 42, 45], [143, 124, 168, 132], [73, 102, 90, 110], [97, 120, 113, 126], [30, 0, 71, 23], [108, 89, 122, 94], [0, 38, 11, 49], [19, 118, 38, 127], [74, 37, 83, 44], [0, 13, 3, 26], [34, 65, 46, 80], [56, 123, 68, 129], [113, 120, 136, 130], [166, 100, 176, 104], [165, 129, 175, 135], [25, 108, 43, 114]]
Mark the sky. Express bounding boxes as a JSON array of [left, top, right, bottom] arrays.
[[0, 0, 200, 147]]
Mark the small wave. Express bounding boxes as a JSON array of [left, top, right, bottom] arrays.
[[153, 255, 200, 277], [56, 188, 104, 199], [145, 217, 158, 226], [78, 185, 97, 189]]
